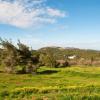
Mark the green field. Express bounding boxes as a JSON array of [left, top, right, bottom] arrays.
[[0, 66, 100, 100]]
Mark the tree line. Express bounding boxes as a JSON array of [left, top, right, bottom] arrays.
[[0, 39, 68, 74], [1, 38, 100, 74]]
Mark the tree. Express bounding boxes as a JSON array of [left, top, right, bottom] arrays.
[[17, 40, 38, 73], [39, 48, 56, 67], [0, 39, 39, 74], [0, 39, 18, 73]]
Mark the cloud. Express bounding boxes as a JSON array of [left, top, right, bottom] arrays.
[[0, 0, 66, 28], [47, 8, 66, 17]]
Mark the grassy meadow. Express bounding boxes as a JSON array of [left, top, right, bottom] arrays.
[[0, 66, 100, 100]]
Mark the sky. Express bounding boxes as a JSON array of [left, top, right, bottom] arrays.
[[0, 0, 100, 50]]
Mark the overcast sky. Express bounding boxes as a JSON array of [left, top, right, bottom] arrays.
[[0, 0, 100, 50]]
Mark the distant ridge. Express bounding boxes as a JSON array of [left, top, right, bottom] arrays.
[[38, 46, 100, 52], [64, 47, 80, 50]]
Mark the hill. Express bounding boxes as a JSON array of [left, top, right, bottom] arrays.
[[38, 47, 100, 66], [38, 46, 100, 59]]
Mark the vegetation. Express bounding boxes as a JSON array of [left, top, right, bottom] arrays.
[[39, 48, 56, 67], [0, 39, 100, 99], [39, 47, 100, 66], [1, 39, 100, 74], [0, 66, 100, 99], [0, 39, 39, 74]]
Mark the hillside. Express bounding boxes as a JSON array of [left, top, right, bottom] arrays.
[[38, 46, 100, 60]]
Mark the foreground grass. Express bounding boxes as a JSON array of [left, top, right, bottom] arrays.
[[0, 66, 100, 100]]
